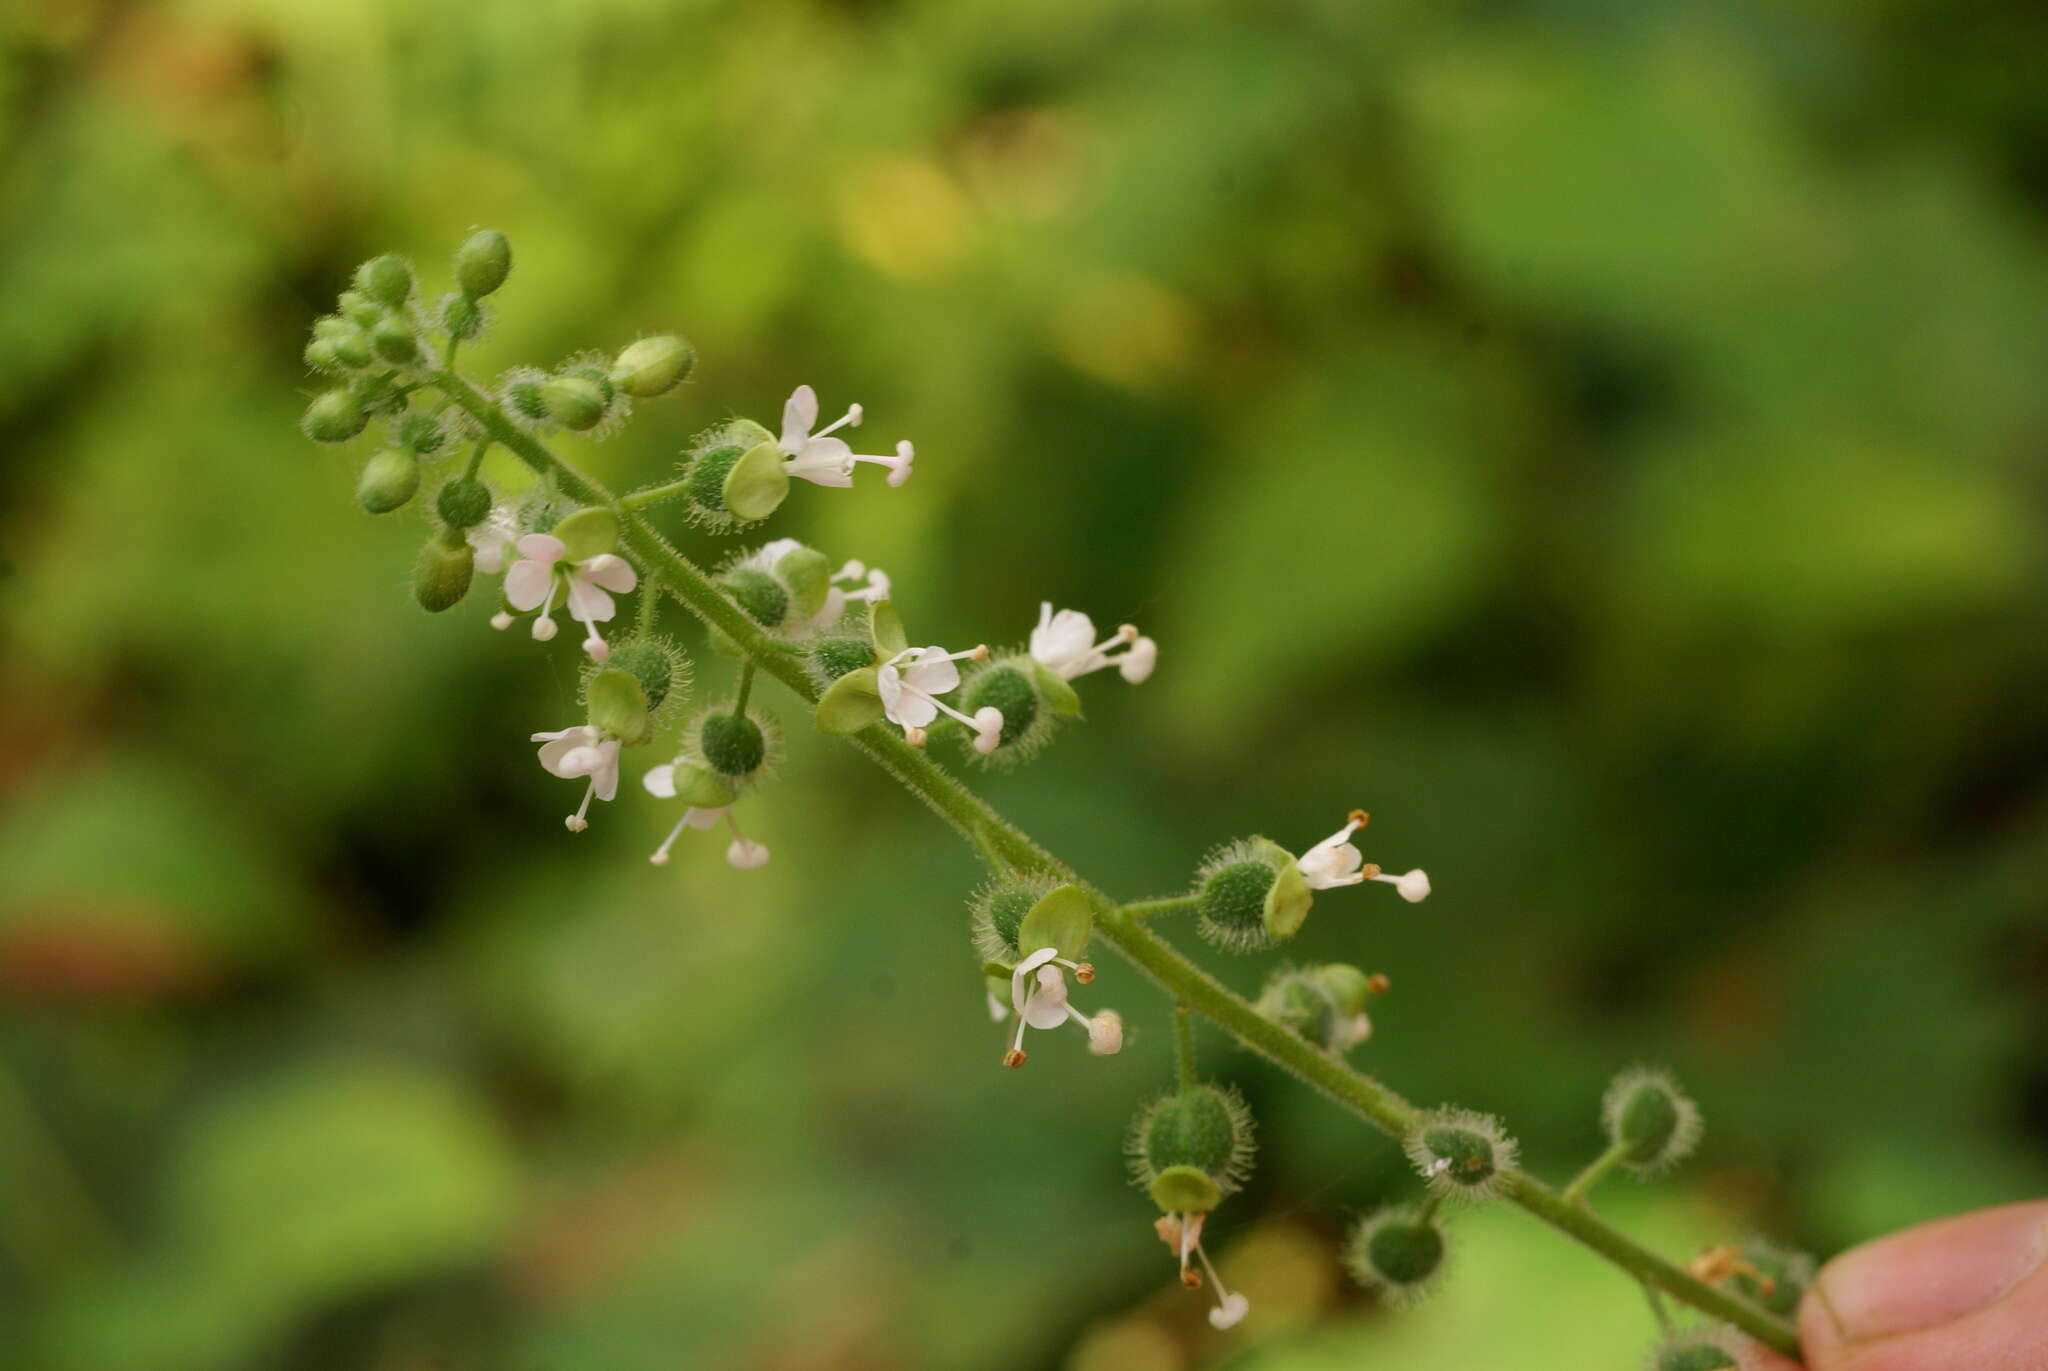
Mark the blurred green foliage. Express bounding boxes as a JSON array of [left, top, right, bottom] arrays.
[[2, 0, 2044, 1368]]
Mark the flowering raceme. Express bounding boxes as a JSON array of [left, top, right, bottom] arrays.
[[294, 233, 1814, 1362]]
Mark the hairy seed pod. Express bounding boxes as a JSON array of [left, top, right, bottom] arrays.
[[1345, 1205, 1448, 1305], [1405, 1108, 1518, 1202], [1602, 1067, 1702, 1175]]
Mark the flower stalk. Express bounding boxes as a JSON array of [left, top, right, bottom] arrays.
[[429, 366, 1800, 1359]]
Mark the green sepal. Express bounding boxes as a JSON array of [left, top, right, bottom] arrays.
[[551, 507, 619, 561], [1147, 1165, 1223, 1214], [1030, 658, 1083, 718], [777, 545, 832, 621], [981, 960, 1015, 982], [815, 666, 885, 735], [868, 600, 908, 659], [1015, 884, 1092, 961], [1259, 837, 1313, 940], [1315, 964, 1373, 1015], [723, 440, 790, 522], [585, 668, 652, 746], [664, 761, 738, 808]]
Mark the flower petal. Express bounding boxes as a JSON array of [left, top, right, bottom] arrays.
[[903, 646, 960, 696], [578, 553, 637, 594], [564, 576, 616, 624], [515, 533, 566, 565], [503, 560, 554, 611], [780, 384, 818, 454], [785, 436, 853, 487], [642, 764, 677, 798]]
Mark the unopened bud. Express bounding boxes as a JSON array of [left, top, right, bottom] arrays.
[[454, 229, 512, 297], [356, 449, 420, 514], [611, 334, 695, 398], [413, 538, 473, 612], [399, 413, 447, 455], [370, 318, 420, 367], [441, 294, 485, 341], [304, 337, 342, 372], [337, 289, 382, 328], [302, 389, 368, 443], [542, 374, 609, 431], [436, 477, 492, 530], [606, 639, 688, 713], [355, 254, 413, 309]]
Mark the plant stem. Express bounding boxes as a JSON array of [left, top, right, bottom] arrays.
[[1563, 1140, 1631, 1206], [733, 661, 756, 718], [463, 437, 491, 481], [620, 478, 693, 511], [428, 368, 1803, 1360], [1124, 894, 1201, 919], [1173, 1005, 1198, 1090]]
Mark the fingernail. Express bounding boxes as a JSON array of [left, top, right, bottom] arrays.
[[1818, 1201, 2048, 1342]]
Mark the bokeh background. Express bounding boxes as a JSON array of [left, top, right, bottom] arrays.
[[3, 1, 2046, 1368]]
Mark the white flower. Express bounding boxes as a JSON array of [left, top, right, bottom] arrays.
[[778, 385, 915, 489], [502, 532, 638, 661], [468, 507, 517, 576], [877, 644, 1004, 752], [809, 559, 892, 630], [532, 724, 621, 833], [1155, 1211, 1251, 1330], [1028, 603, 1157, 683], [1294, 810, 1432, 902], [642, 771, 772, 872], [1000, 946, 1120, 1067]]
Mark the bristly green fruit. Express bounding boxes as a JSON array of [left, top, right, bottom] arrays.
[[605, 639, 687, 714], [958, 660, 1049, 763], [355, 449, 420, 514], [1405, 1108, 1518, 1202], [436, 478, 491, 530], [1644, 1328, 1742, 1371], [1602, 1067, 1702, 1175], [677, 420, 775, 528], [1256, 965, 1373, 1053], [699, 712, 766, 777], [970, 873, 1061, 963], [611, 335, 695, 398], [413, 539, 473, 613], [810, 635, 875, 683], [454, 229, 512, 297], [1345, 1205, 1448, 1305], [302, 389, 368, 443], [1126, 1084, 1256, 1213], [722, 567, 789, 629], [1193, 838, 1307, 952], [356, 254, 413, 309], [1729, 1238, 1815, 1317]]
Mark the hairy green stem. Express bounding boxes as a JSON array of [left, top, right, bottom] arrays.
[[620, 478, 692, 511], [1563, 1139, 1631, 1206], [1173, 1005, 1198, 1091], [430, 368, 1802, 1359], [733, 661, 756, 718], [1123, 894, 1201, 919]]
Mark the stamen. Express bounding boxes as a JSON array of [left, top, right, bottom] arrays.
[[812, 403, 862, 440], [1053, 957, 1096, 984], [490, 611, 514, 631], [649, 812, 691, 865], [532, 580, 560, 641], [564, 780, 595, 833]]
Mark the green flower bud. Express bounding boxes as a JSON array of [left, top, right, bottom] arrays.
[[611, 334, 695, 398], [329, 327, 374, 369], [1127, 1084, 1256, 1213], [1405, 1108, 1518, 1202], [441, 294, 485, 341], [399, 413, 447, 455], [584, 667, 652, 746], [699, 712, 766, 777], [499, 367, 551, 432], [1344, 1205, 1448, 1305], [454, 229, 512, 297], [542, 374, 608, 432], [413, 538, 473, 613], [1728, 1238, 1814, 1317], [1602, 1068, 1702, 1175], [370, 317, 421, 366], [337, 289, 383, 328], [1193, 838, 1310, 953], [1644, 1327, 1743, 1371], [355, 449, 420, 514], [303, 337, 343, 372], [605, 638, 689, 715], [436, 477, 492, 530], [302, 389, 368, 443], [355, 254, 413, 309]]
